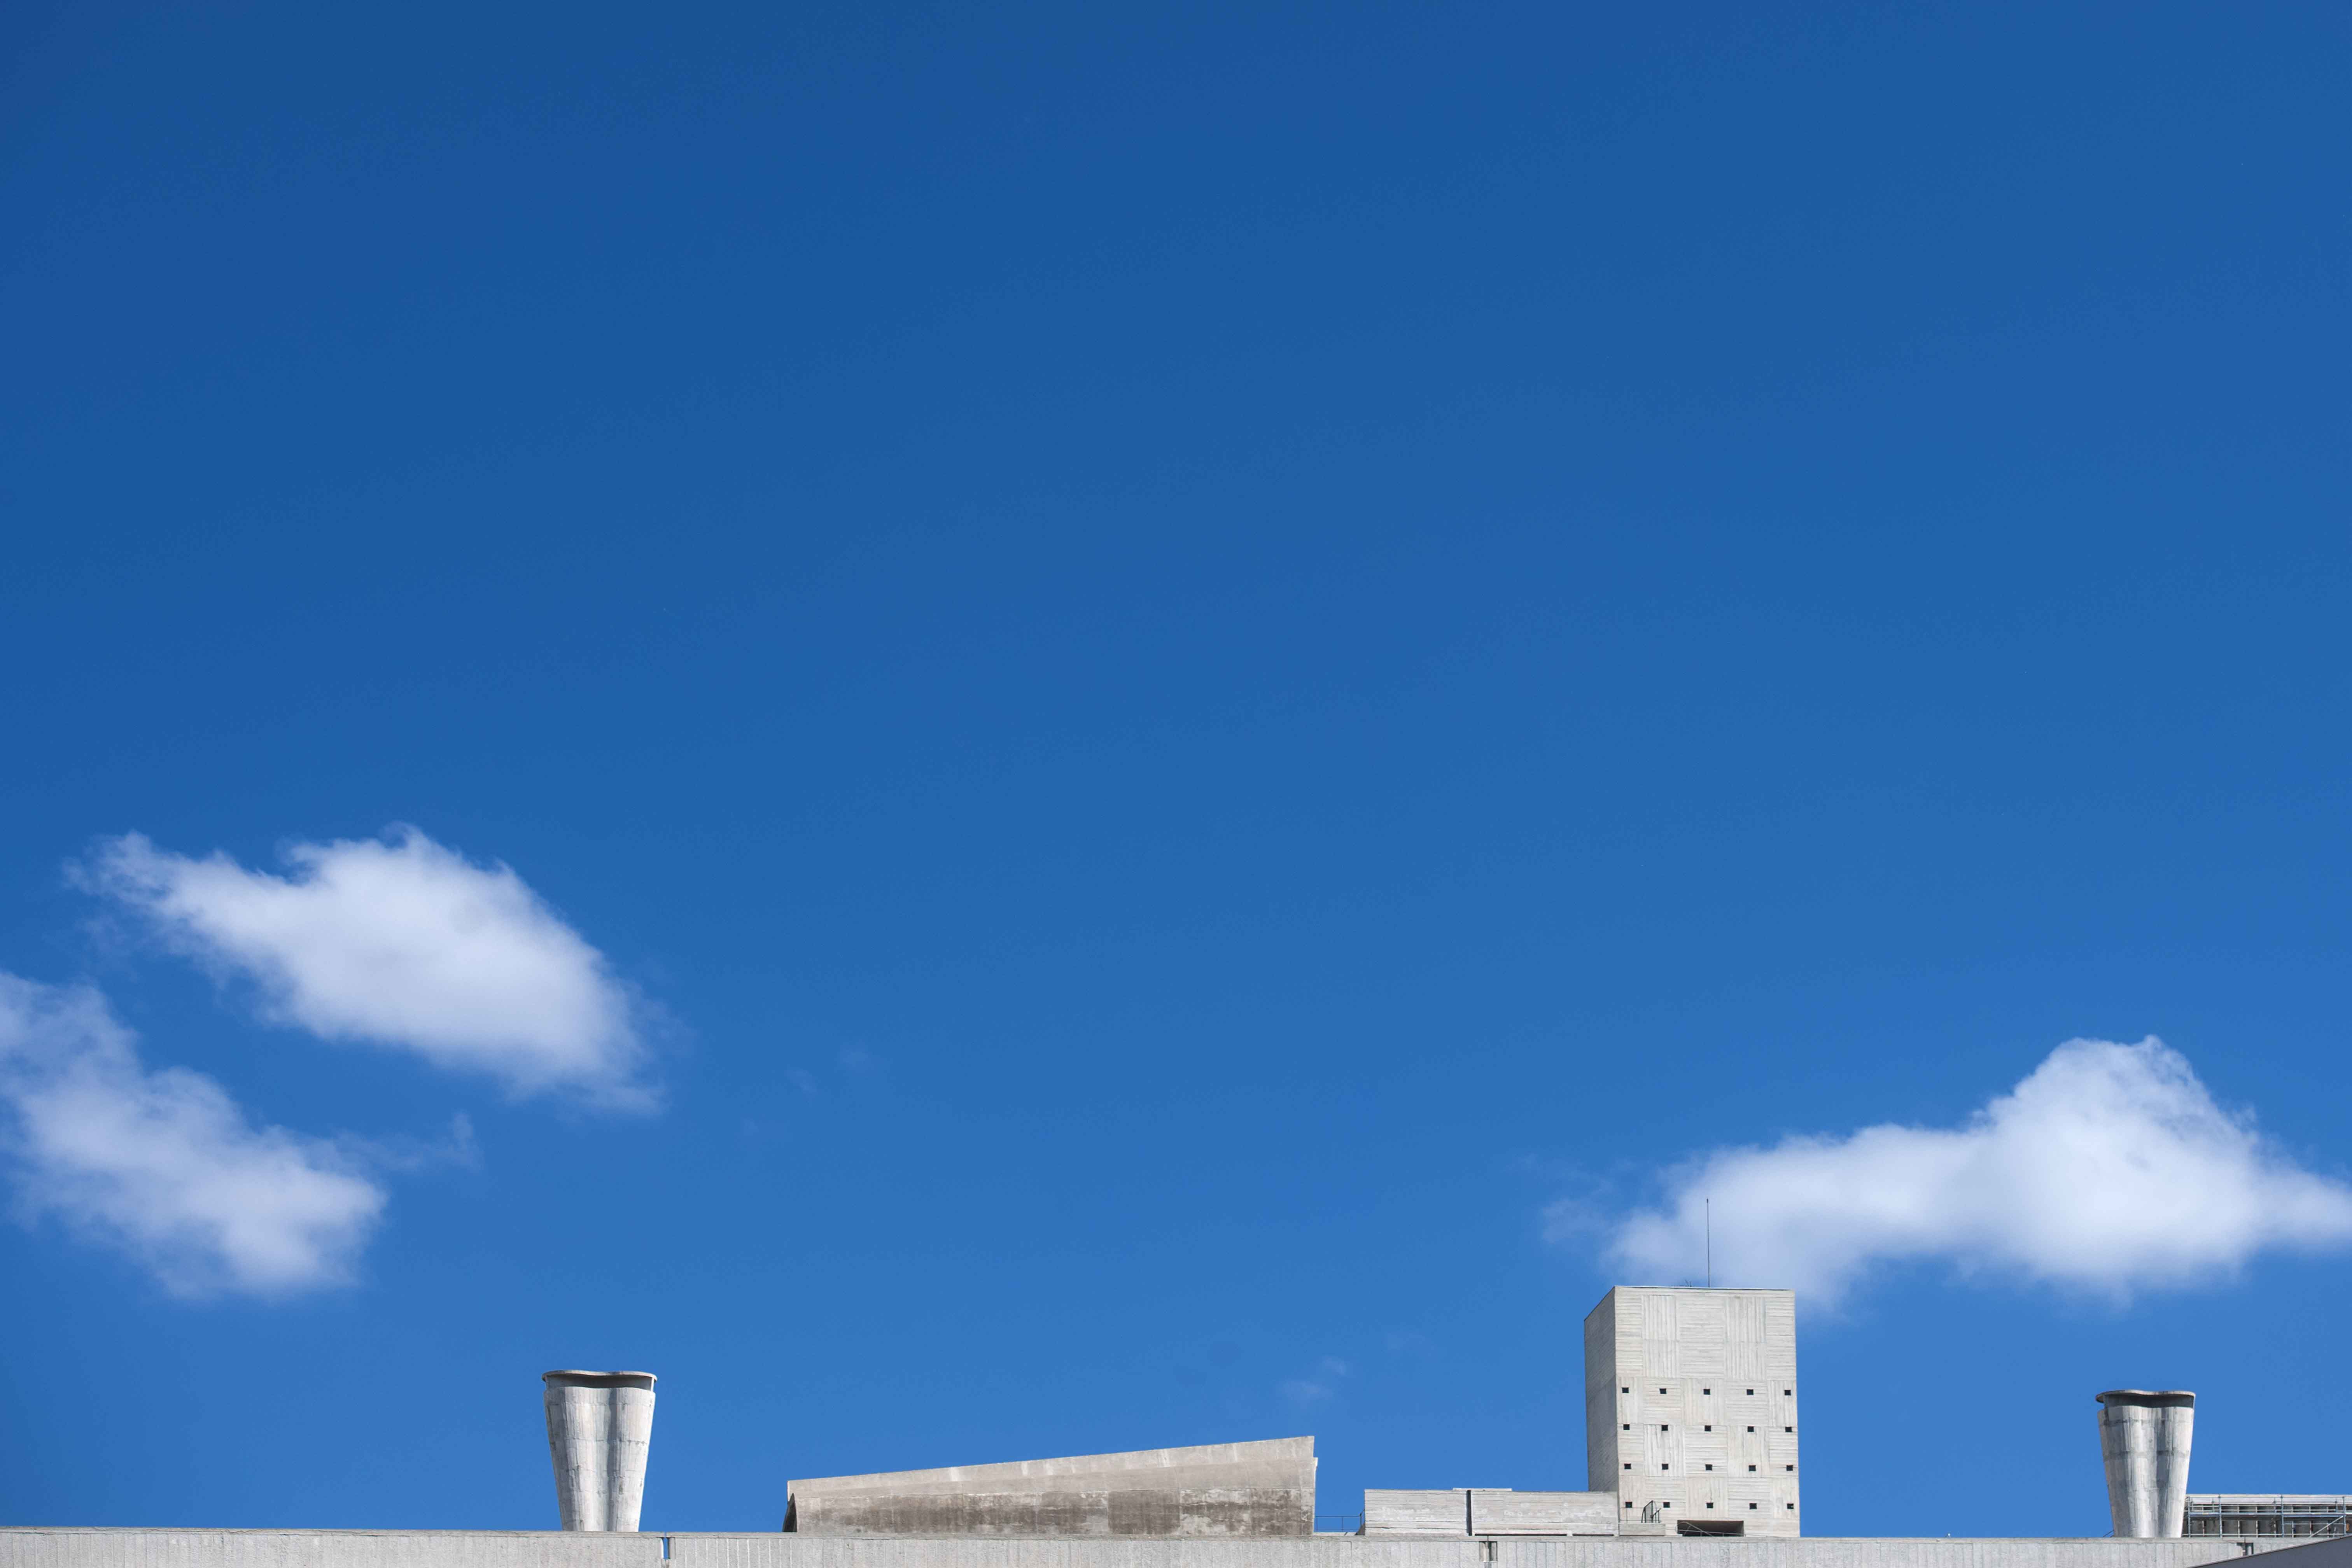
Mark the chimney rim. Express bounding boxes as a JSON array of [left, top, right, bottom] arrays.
[[544, 1370, 658, 1387], [2096, 1389, 2194, 1407]]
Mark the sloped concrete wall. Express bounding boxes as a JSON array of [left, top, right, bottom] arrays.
[[786, 1440, 1315, 1539]]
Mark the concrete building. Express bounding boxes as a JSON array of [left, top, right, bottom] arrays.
[[0, 1531, 2330, 1568], [784, 1439, 1316, 1538], [11, 1284, 2350, 1568], [1586, 1288, 1801, 1536]]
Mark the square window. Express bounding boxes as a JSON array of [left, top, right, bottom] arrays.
[[1747, 1466, 1756, 1473], [1748, 1505, 1757, 1511], [1704, 1425, 1712, 1432], [1625, 1503, 1633, 1509], [1662, 1503, 1670, 1509], [1622, 1387, 1630, 1394], [1704, 1465, 1713, 1472], [1702, 1388, 1711, 1395], [1746, 1426, 1755, 1432], [1783, 1389, 1792, 1396], [1658, 1387, 1667, 1394], [1623, 1425, 1631, 1431], [1745, 1388, 1754, 1395], [1786, 1505, 1794, 1510], [1785, 1465, 1794, 1472], [1660, 1425, 1669, 1432], [1662, 1464, 1671, 1471], [1784, 1426, 1793, 1433], [1624, 1464, 1632, 1472]]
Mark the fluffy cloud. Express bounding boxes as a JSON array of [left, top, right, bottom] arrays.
[[0, 974, 384, 1297], [83, 829, 655, 1110], [1602, 1037, 2352, 1302]]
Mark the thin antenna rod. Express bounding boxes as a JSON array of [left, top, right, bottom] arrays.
[[1706, 1199, 1712, 1288]]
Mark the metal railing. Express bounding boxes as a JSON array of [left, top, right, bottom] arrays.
[[2184, 1500, 2352, 1539]]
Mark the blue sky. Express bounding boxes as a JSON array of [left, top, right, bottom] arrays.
[[2, 0, 2347, 1540]]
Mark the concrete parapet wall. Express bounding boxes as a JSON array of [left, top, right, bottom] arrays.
[[3, 1533, 2314, 1568], [0, 1531, 662, 1568], [1364, 1493, 1618, 1538]]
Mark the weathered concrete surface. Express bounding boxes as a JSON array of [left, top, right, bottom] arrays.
[[664, 1536, 2310, 1568], [2097, 1393, 2194, 1539], [1472, 1497, 1619, 1537], [544, 1372, 657, 1533], [786, 1439, 1314, 1538], [0, 1530, 661, 1568], [0, 1533, 2314, 1568], [1365, 1493, 1617, 1538], [1364, 1494, 1468, 1538], [1587, 1289, 1801, 1537]]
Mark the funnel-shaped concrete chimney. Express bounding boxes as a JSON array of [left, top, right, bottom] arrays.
[[2096, 1390, 2193, 1537], [543, 1371, 656, 1531]]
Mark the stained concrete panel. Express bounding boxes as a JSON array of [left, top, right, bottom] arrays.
[[785, 1438, 1314, 1539], [1363, 1493, 1467, 1537], [1471, 1495, 1619, 1536]]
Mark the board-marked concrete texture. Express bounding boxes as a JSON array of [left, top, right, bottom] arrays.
[[785, 1438, 1314, 1538], [1364, 1493, 1617, 1537], [544, 1372, 657, 1532], [1586, 1289, 1800, 1537]]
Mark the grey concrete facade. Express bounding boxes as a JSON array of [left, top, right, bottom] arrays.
[[544, 1373, 657, 1533], [0, 1532, 2316, 1568], [786, 1440, 1316, 1538], [2097, 1394, 2194, 1540], [1586, 1289, 1800, 1537]]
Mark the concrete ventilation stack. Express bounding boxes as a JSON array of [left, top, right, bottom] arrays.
[[543, 1371, 657, 1531], [2096, 1390, 2194, 1538]]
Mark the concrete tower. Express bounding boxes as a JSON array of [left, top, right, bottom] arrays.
[[2097, 1390, 2194, 1538], [543, 1371, 657, 1531], [1585, 1287, 1799, 1537]]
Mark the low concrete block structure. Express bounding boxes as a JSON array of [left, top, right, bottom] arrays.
[[784, 1438, 1316, 1538], [1365, 1493, 1475, 1537], [1474, 1494, 1620, 1536], [1365, 1492, 1617, 1537]]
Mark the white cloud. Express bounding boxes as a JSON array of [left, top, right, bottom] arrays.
[[83, 829, 655, 1110], [0, 973, 384, 1297], [1280, 1356, 1353, 1405], [1603, 1037, 2352, 1303]]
